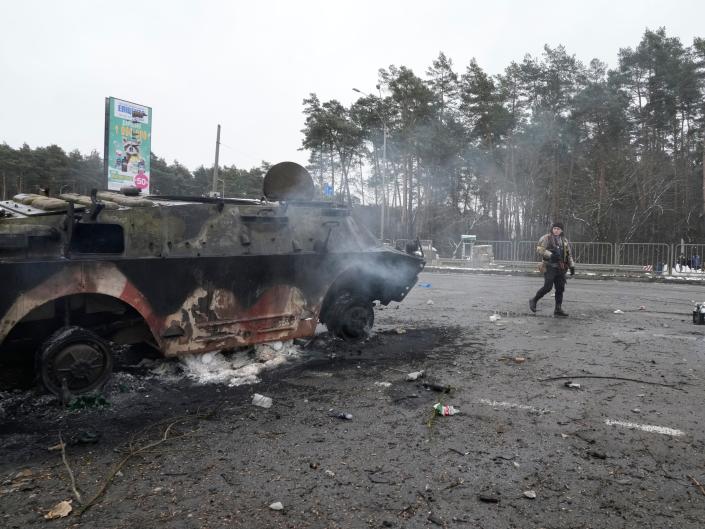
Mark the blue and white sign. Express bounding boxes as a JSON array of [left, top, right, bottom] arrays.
[[323, 183, 334, 197]]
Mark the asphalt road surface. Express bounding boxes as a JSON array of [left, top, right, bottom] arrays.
[[1, 272, 704, 528]]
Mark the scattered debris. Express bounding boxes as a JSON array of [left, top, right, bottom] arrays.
[[587, 450, 607, 459], [639, 305, 646, 310], [444, 478, 465, 490], [631, 408, 641, 413], [687, 475, 705, 497], [176, 344, 300, 387], [613, 309, 624, 314], [59, 433, 82, 503], [523, 490, 537, 499], [513, 356, 526, 363], [75, 430, 101, 445], [406, 370, 425, 381], [478, 494, 499, 503], [269, 501, 284, 511], [252, 394, 273, 409], [44, 500, 72, 520], [427, 512, 444, 525], [73, 409, 217, 516], [325, 470, 336, 477], [1, 469, 37, 494], [68, 394, 110, 410], [423, 382, 453, 393], [433, 403, 459, 416], [417, 282, 432, 288], [394, 327, 407, 334], [374, 381, 392, 388], [564, 381, 581, 389], [392, 394, 419, 403], [309, 462, 319, 470], [426, 299, 435, 305], [489, 314, 501, 322], [332, 412, 353, 420]]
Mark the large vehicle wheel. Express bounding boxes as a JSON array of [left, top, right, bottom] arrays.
[[326, 291, 374, 341], [36, 326, 113, 396]]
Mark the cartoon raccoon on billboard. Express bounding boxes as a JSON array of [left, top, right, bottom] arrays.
[[104, 97, 152, 193]]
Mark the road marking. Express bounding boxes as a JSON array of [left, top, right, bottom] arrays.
[[478, 399, 551, 414], [605, 419, 684, 437]]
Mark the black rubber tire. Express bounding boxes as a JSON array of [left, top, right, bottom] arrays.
[[326, 291, 374, 341], [36, 326, 113, 396]]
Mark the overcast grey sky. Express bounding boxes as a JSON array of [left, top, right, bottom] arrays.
[[1, 0, 703, 170]]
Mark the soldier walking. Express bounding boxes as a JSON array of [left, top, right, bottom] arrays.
[[529, 221, 575, 317]]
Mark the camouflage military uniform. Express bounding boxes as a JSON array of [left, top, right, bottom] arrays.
[[529, 222, 575, 317]]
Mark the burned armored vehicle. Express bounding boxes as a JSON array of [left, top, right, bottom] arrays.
[[0, 162, 424, 396]]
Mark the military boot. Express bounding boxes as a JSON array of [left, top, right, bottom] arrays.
[[529, 297, 537, 313], [554, 304, 569, 317]]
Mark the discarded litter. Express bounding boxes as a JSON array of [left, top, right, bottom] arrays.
[[75, 430, 101, 444], [478, 494, 499, 503], [44, 500, 72, 520], [417, 282, 432, 288], [426, 299, 435, 305], [613, 309, 624, 314], [433, 403, 459, 416], [374, 381, 392, 388], [513, 356, 526, 363], [523, 490, 537, 499], [587, 450, 607, 459], [564, 381, 581, 389], [489, 314, 501, 322], [325, 469, 336, 477], [252, 393, 273, 409], [639, 305, 646, 311], [395, 327, 407, 334], [332, 412, 353, 420], [423, 382, 453, 393], [406, 370, 425, 381], [68, 394, 110, 410], [269, 501, 284, 511]]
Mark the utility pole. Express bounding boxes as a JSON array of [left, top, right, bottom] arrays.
[[2, 172, 5, 200], [381, 120, 387, 241], [212, 124, 221, 195]]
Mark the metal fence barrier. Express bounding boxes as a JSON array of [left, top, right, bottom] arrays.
[[571, 242, 614, 266], [475, 240, 513, 261], [426, 239, 702, 276], [616, 243, 670, 274], [514, 241, 537, 263]]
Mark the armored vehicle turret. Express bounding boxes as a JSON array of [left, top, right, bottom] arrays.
[[0, 162, 424, 396]]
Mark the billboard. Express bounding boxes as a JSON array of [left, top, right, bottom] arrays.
[[104, 97, 152, 194]]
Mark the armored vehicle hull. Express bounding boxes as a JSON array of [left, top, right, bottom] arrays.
[[0, 163, 424, 395]]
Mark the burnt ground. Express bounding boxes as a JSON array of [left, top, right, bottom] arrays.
[[1, 272, 705, 528]]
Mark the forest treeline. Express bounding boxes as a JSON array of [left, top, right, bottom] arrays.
[[0, 145, 266, 200], [1, 28, 704, 248], [302, 28, 705, 245]]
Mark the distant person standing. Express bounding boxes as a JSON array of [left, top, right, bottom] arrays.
[[529, 221, 575, 317]]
